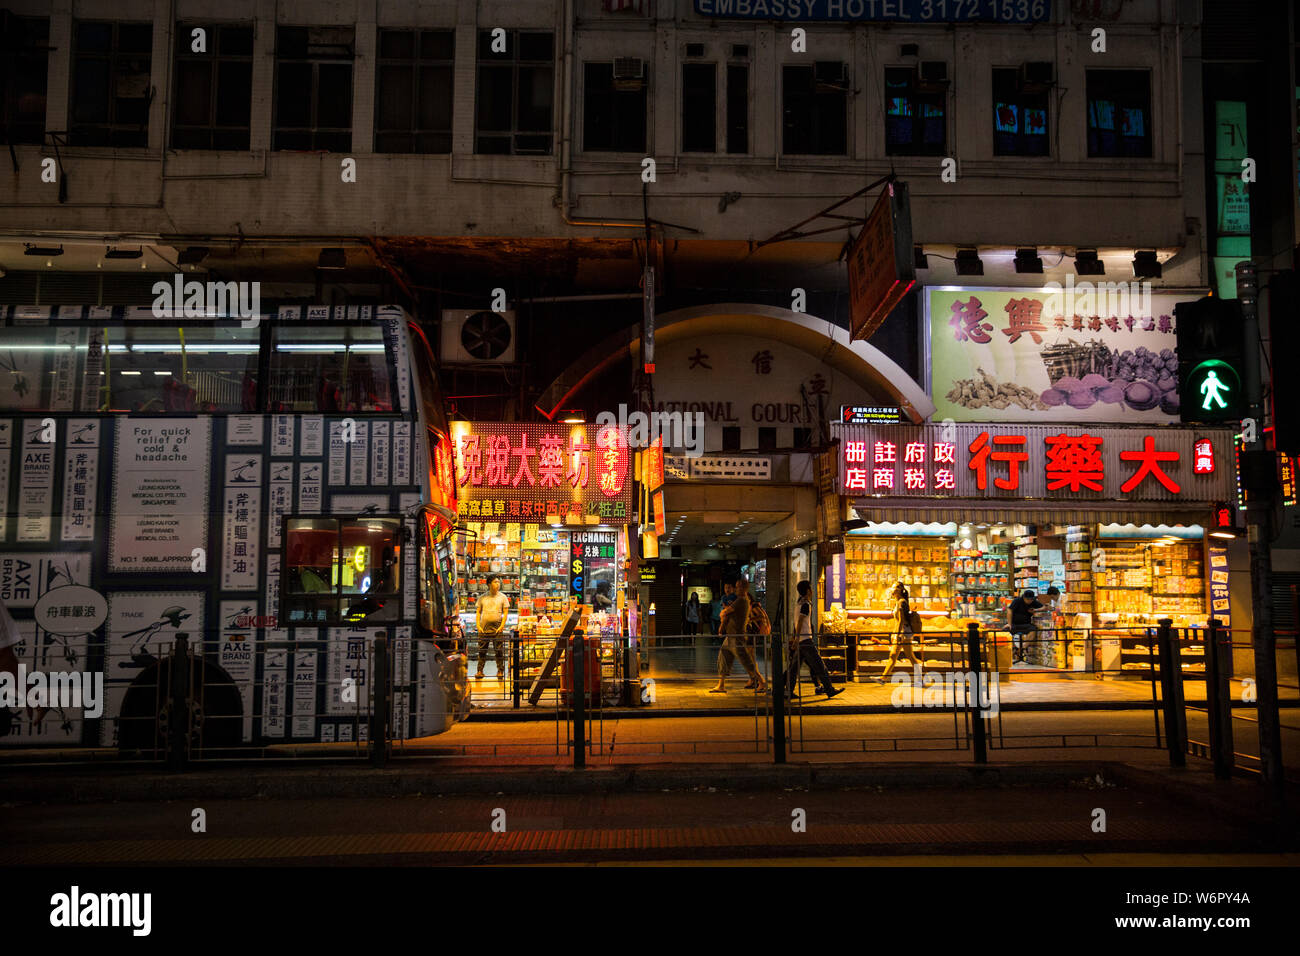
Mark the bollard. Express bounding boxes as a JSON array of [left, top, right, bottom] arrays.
[[1204, 619, 1234, 779], [370, 634, 388, 768], [1155, 618, 1186, 767], [966, 623, 987, 764], [771, 630, 786, 764], [168, 633, 191, 770], [572, 630, 586, 769]]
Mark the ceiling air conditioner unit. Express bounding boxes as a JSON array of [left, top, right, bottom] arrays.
[[613, 57, 646, 90], [441, 309, 517, 364]]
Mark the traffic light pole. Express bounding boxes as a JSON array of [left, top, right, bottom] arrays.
[[1236, 262, 1285, 788]]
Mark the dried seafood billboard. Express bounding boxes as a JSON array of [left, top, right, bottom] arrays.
[[928, 286, 1195, 424]]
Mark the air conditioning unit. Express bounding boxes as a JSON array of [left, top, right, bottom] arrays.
[[814, 61, 847, 91], [917, 60, 949, 91], [1020, 61, 1054, 90], [441, 309, 517, 364], [613, 57, 646, 90]]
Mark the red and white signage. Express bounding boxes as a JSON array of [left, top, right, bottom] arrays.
[[1194, 438, 1215, 475]]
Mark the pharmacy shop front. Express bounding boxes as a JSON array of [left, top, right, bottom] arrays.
[[827, 422, 1241, 680]]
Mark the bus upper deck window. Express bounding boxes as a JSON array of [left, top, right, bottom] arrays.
[[0, 327, 79, 412], [269, 325, 395, 413], [100, 325, 259, 413]]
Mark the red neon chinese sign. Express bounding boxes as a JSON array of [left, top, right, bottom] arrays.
[[1193, 438, 1214, 475]]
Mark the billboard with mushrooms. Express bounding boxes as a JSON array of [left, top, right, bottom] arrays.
[[928, 287, 1191, 424]]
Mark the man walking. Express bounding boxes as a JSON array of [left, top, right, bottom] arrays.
[[785, 581, 842, 700], [710, 578, 765, 694]]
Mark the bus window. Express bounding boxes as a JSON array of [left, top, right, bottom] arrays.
[[268, 325, 394, 412], [418, 515, 446, 633], [99, 325, 260, 413], [283, 516, 403, 624], [0, 327, 80, 412]]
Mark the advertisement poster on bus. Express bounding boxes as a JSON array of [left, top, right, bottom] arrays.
[[928, 286, 1192, 424], [108, 419, 212, 572]]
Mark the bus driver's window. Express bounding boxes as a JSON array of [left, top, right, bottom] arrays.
[[339, 519, 401, 623], [283, 517, 402, 624]]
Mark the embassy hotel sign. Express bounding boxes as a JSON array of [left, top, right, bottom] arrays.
[[833, 423, 1236, 504], [693, 0, 1050, 22]]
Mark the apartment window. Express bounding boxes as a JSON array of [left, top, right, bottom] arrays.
[[172, 23, 253, 150], [2, 16, 49, 144], [375, 29, 454, 153], [782, 63, 847, 155], [722, 426, 741, 450], [884, 67, 945, 156], [274, 26, 354, 152], [583, 61, 646, 152], [1087, 69, 1152, 158], [476, 30, 553, 154], [758, 427, 777, 451], [793, 427, 812, 449], [726, 63, 748, 153], [70, 21, 152, 147], [681, 62, 715, 152], [992, 69, 1049, 157]]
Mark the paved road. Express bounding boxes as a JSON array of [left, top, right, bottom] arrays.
[[3, 784, 1291, 866]]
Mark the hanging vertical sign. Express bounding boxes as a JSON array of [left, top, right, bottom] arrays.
[[643, 265, 656, 373], [1207, 545, 1231, 627], [848, 180, 914, 343]]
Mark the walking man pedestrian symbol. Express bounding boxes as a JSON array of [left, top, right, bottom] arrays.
[[1200, 369, 1230, 411]]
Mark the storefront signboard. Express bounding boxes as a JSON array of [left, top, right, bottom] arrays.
[[692, 0, 1051, 23], [824, 553, 845, 609], [834, 423, 1236, 503], [841, 405, 904, 425], [451, 421, 633, 524], [652, 489, 666, 536], [849, 182, 914, 342], [929, 287, 1193, 424]]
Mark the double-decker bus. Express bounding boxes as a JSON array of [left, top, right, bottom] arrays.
[[0, 303, 468, 752]]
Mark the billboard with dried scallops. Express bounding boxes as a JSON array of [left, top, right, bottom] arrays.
[[928, 286, 1194, 424]]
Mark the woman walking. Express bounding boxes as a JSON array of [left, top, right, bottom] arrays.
[[684, 593, 701, 636], [879, 581, 921, 680]]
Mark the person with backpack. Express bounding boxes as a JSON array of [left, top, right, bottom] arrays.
[[878, 581, 922, 680], [784, 580, 842, 700]]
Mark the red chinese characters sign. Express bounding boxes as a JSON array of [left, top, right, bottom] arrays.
[[452, 422, 633, 523], [836, 424, 1235, 502]]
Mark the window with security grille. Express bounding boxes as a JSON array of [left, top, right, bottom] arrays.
[[2, 16, 49, 145], [992, 68, 1049, 157], [782, 63, 847, 155], [70, 20, 152, 147], [584, 61, 646, 152], [1087, 69, 1152, 158], [172, 22, 253, 150], [476, 30, 554, 155], [884, 67, 945, 156], [273, 26, 354, 152], [375, 29, 454, 153]]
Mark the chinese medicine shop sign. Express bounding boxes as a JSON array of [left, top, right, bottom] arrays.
[[835, 423, 1236, 504], [693, 0, 1050, 22], [452, 422, 633, 524], [929, 287, 1191, 424]]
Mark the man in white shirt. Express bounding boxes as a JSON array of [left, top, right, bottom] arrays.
[[475, 574, 511, 679], [784, 580, 842, 700]]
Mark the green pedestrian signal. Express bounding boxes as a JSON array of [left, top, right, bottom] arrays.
[[1187, 360, 1242, 420]]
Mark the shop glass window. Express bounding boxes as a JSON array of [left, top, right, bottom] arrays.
[[284, 517, 403, 625], [1087, 69, 1152, 158], [96, 325, 260, 413], [0, 327, 80, 412], [681, 62, 715, 152], [274, 26, 354, 152], [267, 325, 394, 413], [375, 29, 454, 153], [884, 67, 945, 156], [70, 21, 153, 147], [171, 23, 253, 150], [726, 63, 748, 154], [992, 68, 1049, 157], [2, 16, 49, 145], [476, 30, 553, 155], [583, 61, 646, 152], [781, 63, 847, 155]]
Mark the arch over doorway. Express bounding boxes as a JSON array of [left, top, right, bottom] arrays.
[[534, 303, 935, 423]]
